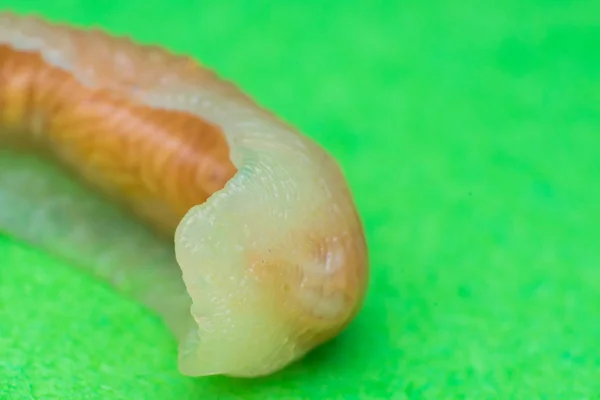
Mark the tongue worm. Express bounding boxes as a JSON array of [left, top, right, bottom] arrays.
[[0, 12, 369, 378]]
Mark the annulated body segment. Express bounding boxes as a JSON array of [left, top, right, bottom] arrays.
[[0, 44, 237, 234], [0, 12, 369, 378]]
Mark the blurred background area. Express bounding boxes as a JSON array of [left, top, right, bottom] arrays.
[[0, 1, 599, 399]]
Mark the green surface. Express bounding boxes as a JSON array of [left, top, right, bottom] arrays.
[[0, 0, 599, 398]]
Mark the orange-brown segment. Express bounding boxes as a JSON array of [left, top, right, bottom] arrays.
[[0, 45, 238, 234]]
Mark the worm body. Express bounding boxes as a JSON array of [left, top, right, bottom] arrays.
[[0, 12, 368, 377]]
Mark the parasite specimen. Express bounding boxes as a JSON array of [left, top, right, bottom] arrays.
[[0, 12, 368, 377]]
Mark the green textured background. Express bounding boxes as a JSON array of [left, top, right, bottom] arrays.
[[0, 0, 599, 399]]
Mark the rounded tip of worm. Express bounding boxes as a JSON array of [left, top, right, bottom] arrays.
[[174, 139, 368, 378]]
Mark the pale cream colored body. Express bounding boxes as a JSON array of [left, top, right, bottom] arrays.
[[0, 12, 368, 377]]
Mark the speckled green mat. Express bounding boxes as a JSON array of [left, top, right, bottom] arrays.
[[0, 1, 598, 399]]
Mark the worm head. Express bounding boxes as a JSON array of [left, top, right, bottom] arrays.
[[174, 138, 368, 378]]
